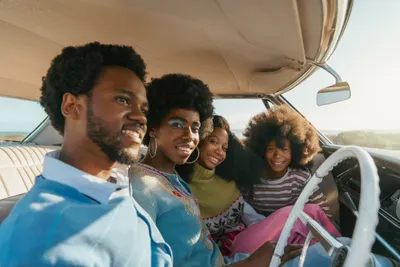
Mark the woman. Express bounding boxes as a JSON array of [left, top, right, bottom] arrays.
[[176, 115, 341, 257]]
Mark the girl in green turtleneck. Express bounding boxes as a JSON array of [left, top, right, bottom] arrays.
[[176, 115, 266, 256]]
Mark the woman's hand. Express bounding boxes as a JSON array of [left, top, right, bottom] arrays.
[[281, 243, 303, 265]]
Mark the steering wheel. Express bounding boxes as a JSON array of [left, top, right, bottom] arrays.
[[269, 146, 381, 267]]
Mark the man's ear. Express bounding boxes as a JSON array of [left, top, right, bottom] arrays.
[[61, 93, 84, 120]]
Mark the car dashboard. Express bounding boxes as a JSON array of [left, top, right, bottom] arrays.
[[323, 146, 400, 258]]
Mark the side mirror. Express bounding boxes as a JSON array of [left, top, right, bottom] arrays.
[[317, 82, 351, 106]]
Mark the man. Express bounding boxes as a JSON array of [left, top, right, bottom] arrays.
[[0, 42, 172, 266]]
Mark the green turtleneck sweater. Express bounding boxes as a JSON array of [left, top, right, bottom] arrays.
[[189, 163, 241, 218]]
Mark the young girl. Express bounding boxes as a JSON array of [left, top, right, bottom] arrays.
[[243, 105, 331, 216]]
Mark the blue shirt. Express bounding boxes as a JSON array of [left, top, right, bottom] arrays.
[[0, 153, 173, 267], [130, 164, 247, 267]]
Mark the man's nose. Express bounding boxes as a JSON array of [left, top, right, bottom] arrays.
[[127, 104, 147, 125]]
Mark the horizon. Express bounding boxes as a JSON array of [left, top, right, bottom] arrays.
[[229, 128, 400, 135]]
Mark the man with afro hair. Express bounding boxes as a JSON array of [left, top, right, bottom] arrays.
[[0, 42, 172, 267], [243, 105, 331, 217]]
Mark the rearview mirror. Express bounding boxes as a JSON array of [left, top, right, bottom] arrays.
[[316, 82, 351, 106], [306, 60, 351, 107]]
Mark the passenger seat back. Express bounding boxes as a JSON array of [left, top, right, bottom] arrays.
[[0, 145, 58, 200], [310, 153, 340, 222]]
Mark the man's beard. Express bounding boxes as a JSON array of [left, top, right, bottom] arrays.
[[86, 105, 139, 165]]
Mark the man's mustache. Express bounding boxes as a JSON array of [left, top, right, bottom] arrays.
[[123, 121, 147, 133]]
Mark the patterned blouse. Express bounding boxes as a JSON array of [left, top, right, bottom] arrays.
[[130, 163, 250, 266]]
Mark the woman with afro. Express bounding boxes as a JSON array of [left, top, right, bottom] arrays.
[[243, 105, 331, 216]]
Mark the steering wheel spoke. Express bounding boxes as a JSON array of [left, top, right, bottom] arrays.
[[298, 232, 314, 267], [299, 211, 344, 256]]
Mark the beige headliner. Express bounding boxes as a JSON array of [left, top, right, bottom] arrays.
[[0, 0, 352, 101]]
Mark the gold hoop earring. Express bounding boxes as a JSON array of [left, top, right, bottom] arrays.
[[149, 137, 157, 158], [186, 147, 200, 164]]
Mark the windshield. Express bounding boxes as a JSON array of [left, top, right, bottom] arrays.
[[214, 99, 266, 138], [0, 97, 47, 142], [284, 1, 400, 151]]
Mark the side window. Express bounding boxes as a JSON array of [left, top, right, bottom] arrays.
[[213, 99, 267, 138], [0, 97, 47, 142]]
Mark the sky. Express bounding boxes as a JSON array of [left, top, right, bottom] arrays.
[[1, 1, 400, 134], [0, 97, 46, 133]]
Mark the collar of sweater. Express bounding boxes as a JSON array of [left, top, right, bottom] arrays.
[[191, 163, 216, 182]]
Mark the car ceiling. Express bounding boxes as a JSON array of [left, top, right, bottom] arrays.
[[0, 0, 352, 101]]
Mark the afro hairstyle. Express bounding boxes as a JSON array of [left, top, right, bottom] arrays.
[[177, 115, 264, 190], [40, 42, 147, 135], [243, 105, 321, 170], [144, 73, 214, 145]]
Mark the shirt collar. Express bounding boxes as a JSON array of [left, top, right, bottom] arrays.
[[42, 150, 128, 204]]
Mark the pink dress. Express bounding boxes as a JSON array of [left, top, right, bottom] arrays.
[[230, 204, 341, 256]]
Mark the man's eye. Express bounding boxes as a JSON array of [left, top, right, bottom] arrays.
[[222, 146, 228, 152], [116, 97, 129, 105]]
